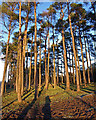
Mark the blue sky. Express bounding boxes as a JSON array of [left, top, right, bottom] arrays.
[[37, 2, 53, 14]]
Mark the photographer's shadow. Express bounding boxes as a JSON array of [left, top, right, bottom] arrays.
[[42, 96, 51, 120]]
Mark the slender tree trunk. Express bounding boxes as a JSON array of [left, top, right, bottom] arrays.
[[79, 27, 87, 87], [47, 24, 50, 87], [26, 47, 28, 90], [53, 27, 56, 89], [29, 35, 33, 90], [17, 2, 22, 102], [87, 38, 93, 81], [84, 34, 90, 84], [61, 57, 63, 84], [5, 82, 6, 94], [69, 48, 72, 83], [1, 17, 12, 96], [21, 52, 24, 95], [72, 53, 75, 84], [34, 2, 38, 99], [45, 36, 48, 90], [62, 29, 70, 90], [16, 59, 18, 93], [56, 39, 59, 84], [62, 48, 64, 84], [21, 2, 30, 95], [67, 1, 80, 91], [39, 34, 41, 91], [76, 48, 82, 85], [60, 3, 70, 89]]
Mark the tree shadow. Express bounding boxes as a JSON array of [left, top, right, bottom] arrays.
[[2, 99, 17, 109], [2, 89, 34, 110], [80, 88, 95, 94], [38, 84, 45, 97], [65, 91, 96, 111], [42, 96, 51, 120], [59, 84, 66, 90], [22, 90, 34, 100], [17, 98, 36, 119]]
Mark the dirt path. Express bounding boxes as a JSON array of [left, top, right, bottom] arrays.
[[25, 94, 96, 120]]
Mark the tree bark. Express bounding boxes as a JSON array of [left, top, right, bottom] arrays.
[[39, 34, 41, 91], [72, 53, 75, 84], [84, 34, 90, 84], [60, 3, 70, 89], [1, 16, 12, 96], [79, 27, 87, 87], [87, 38, 93, 81], [47, 23, 50, 87], [34, 2, 38, 99], [29, 35, 33, 90], [62, 29, 70, 90], [17, 2, 22, 102], [53, 27, 56, 89], [76, 48, 82, 85], [45, 35, 48, 90], [21, 2, 30, 95], [56, 39, 59, 84], [67, 1, 80, 91], [25, 47, 28, 90]]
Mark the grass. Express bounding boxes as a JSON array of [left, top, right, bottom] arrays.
[[1, 82, 95, 119]]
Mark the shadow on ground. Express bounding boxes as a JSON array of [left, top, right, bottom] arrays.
[[42, 96, 51, 120]]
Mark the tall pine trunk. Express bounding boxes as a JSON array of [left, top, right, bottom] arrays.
[[72, 53, 75, 84], [76, 48, 82, 85], [56, 39, 59, 84], [34, 2, 38, 99], [79, 27, 87, 87], [29, 35, 33, 90], [87, 38, 93, 81], [21, 2, 30, 95], [60, 3, 70, 89], [17, 2, 22, 102], [25, 48, 28, 89], [39, 34, 41, 91], [45, 36, 48, 89], [67, 1, 80, 91], [47, 24, 50, 87], [53, 27, 56, 89], [1, 16, 12, 96], [84, 34, 90, 84], [62, 29, 70, 90]]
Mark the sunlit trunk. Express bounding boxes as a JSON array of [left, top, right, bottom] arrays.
[[22, 2, 30, 95], [29, 35, 33, 90], [60, 3, 70, 89], [45, 35, 48, 90], [56, 39, 59, 84], [25, 47, 28, 90], [47, 18, 50, 84], [34, 2, 38, 99], [1, 16, 12, 96], [67, 1, 80, 91], [87, 38, 93, 81], [84, 34, 90, 84], [62, 29, 70, 90], [17, 2, 22, 102], [76, 48, 82, 85], [53, 27, 56, 89], [79, 27, 87, 87], [39, 34, 41, 91]]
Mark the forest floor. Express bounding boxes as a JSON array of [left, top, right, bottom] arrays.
[[1, 82, 96, 120]]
